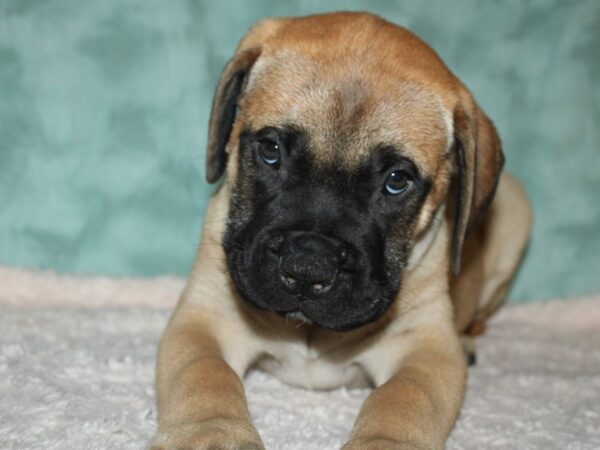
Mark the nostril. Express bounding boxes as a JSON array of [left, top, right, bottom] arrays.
[[340, 251, 357, 272]]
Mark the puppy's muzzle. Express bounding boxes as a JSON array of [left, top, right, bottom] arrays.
[[271, 231, 354, 299]]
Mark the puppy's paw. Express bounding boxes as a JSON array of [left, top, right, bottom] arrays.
[[342, 437, 429, 450], [150, 417, 264, 450]]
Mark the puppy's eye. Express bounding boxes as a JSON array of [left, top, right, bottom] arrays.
[[257, 139, 281, 166], [383, 170, 412, 195]]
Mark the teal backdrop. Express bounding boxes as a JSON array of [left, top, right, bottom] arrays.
[[1, 0, 599, 302]]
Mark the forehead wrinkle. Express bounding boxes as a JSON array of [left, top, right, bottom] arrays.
[[241, 55, 450, 177], [306, 78, 378, 168]]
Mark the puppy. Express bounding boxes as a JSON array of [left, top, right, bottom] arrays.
[[151, 12, 532, 450]]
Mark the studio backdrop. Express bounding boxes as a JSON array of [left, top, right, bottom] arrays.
[[0, 0, 599, 302]]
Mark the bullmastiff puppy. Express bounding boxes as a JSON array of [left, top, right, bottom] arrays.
[[151, 12, 532, 450]]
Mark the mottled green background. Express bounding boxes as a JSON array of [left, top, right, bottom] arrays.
[[1, 0, 599, 302]]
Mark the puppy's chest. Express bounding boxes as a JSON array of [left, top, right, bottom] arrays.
[[257, 341, 371, 390]]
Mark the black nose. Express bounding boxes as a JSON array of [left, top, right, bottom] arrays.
[[278, 232, 345, 297]]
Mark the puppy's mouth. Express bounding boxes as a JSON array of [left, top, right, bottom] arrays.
[[224, 228, 400, 332], [227, 252, 394, 332]]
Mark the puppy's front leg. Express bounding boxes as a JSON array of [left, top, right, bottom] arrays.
[[343, 329, 467, 450], [151, 303, 263, 450]]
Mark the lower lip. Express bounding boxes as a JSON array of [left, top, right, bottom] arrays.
[[285, 311, 313, 324]]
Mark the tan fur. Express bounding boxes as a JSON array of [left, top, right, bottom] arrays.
[[152, 12, 532, 450], [452, 173, 533, 335]]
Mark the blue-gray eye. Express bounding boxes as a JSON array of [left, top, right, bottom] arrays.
[[258, 139, 280, 165], [384, 170, 411, 195]]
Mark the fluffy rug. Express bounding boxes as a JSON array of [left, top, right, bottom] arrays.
[[1, 266, 599, 450]]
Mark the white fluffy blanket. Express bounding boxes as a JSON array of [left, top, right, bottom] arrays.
[[1, 266, 599, 450]]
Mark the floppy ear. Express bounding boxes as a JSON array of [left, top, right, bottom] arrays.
[[451, 101, 505, 273], [205, 47, 261, 183]]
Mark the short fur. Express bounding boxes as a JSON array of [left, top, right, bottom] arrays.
[[152, 12, 532, 450]]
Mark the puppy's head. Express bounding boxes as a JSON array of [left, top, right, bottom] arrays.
[[206, 13, 503, 331]]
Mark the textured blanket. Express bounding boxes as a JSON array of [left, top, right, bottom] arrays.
[[1, 266, 599, 450]]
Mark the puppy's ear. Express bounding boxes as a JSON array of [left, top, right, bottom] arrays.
[[205, 47, 261, 183], [451, 100, 504, 273]]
